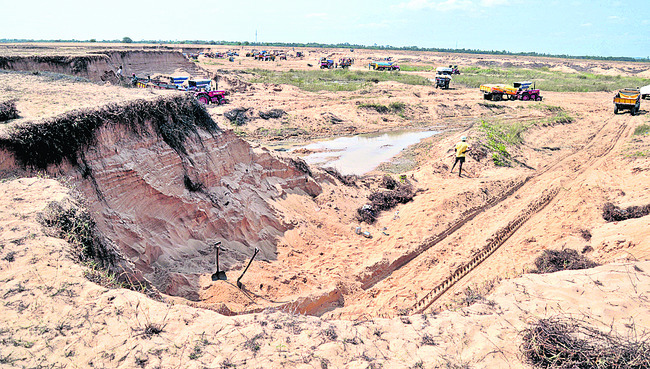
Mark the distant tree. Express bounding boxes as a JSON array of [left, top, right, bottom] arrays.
[[122, 37, 133, 43], [243, 41, 249, 46], [89, 39, 96, 42]]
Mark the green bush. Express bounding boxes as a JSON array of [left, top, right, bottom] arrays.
[[634, 124, 650, 136]]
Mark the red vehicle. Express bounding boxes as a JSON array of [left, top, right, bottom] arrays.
[[320, 58, 335, 69], [195, 90, 227, 105], [514, 82, 543, 101]]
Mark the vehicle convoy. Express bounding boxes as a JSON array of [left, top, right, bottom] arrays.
[[369, 61, 400, 71], [479, 81, 543, 101], [613, 88, 641, 115], [320, 58, 335, 69], [131, 75, 226, 105], [434, 67, 452, 89]]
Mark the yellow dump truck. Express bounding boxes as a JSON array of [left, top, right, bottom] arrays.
[[479, 84, 518, 101], [613, 88, 640, 115]]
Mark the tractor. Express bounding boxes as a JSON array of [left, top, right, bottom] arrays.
[[320, 58, 335, 69], [195, 90, 227, 105]]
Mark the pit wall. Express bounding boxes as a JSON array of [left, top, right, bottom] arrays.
[[0, 50, 208, 82], [0, 95, 321, 300]]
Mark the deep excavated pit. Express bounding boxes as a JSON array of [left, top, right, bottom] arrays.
[[2, 46, 644, 321]]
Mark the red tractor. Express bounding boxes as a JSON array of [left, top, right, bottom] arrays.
[[195, 90, 227, 105]]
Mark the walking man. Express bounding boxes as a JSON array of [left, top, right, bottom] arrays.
[[450, 136, 470, 177]]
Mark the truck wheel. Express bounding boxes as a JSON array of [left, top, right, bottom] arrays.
[[631, 108, 636, 116], [522, 94, 530, 101], [493, 94, 502, 101], [614, 106, 618, 114]]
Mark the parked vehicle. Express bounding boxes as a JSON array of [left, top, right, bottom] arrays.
[[320, 58, 335, 69], [434, 67, 453, 89], [369, 61, 400, 71], [338, 58, 354, 68], [641, 85, 650, 100], [613, 88, 641, 115], [479, 84, 518, 101], [479, 81, 542, 101], [195, 90, 227, 105]]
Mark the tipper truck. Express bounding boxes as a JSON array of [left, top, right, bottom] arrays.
[[613, 88, 641, 115]]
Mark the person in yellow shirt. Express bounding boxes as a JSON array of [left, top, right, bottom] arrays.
[[450, 136, 470, 177]]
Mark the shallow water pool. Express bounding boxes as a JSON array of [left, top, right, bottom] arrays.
[[293, 129, 439, 175]]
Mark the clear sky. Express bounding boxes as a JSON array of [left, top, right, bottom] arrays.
[[2, 0, 649, 58]]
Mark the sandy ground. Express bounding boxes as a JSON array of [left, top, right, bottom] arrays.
[[1, 45, 650, 367]]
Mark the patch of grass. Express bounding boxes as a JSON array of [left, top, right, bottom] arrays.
[[530, 249, 598, 273], [248, 68, 429, 92], [634, 124, 650, 136], [522, 316, 650, 369], [454, 66, 650, 92], [359, 101, 407, 115], [399, 64, 433, 72], [478, 107, 573, 166]]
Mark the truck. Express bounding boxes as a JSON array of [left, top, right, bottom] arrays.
[[613, 88, 641, 115], [369, 61, 400, 71], [479, 81, 542, 101], [641, 85, 650, 100], [434, 67, 452, 89]]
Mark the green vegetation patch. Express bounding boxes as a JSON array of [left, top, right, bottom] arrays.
[[634, 123, 650, 136], [358, 101, 407, 115], [248, 68, 429, 92], [398, 64, 433, 72], [454, 66, 650, 92], [479, 106, 573, 166]]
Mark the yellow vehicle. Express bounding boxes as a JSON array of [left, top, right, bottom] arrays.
[[479, 84, 518, 101], [613, 88, 641, 115]]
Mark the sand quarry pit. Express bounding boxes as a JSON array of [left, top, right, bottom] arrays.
[[0, 44, 649, 368]]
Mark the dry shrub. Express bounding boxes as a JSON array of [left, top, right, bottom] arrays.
[[357, 182, 415, 223], [323, 167, 357, 187], [602, 202, 650, 222], [530, 249, 598, 274], [379, 174, 398, 190], [522, 316, 650, 369], [0, 99, 19, 122], [224, 107, 250, 126], [258, 109, 286, 119]]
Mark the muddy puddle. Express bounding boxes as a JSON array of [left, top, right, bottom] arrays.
[[291, 129, 440, 175]]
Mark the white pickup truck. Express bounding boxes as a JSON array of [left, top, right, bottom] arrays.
[[640, 85, 650, 100]]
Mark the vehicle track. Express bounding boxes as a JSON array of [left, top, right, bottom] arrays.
[[406, 116, 627, 314]]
